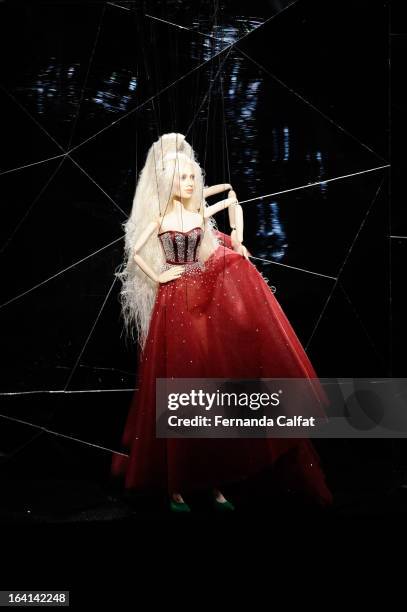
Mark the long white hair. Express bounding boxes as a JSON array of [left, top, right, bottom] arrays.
[[116, 133, 220, 350]]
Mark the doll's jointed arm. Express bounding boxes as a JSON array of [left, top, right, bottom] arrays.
[[133, 221, 160, 283], [228, 191, 249, 260], [133, 220, 185, 284], [203, 185, 243, 239], [231, 204, 244, 245], [228, 200, 236, 230], [231, 206, 249, 260], [203, 183, 232, 199], [227, 190, 244, 244], [204, 196, 238, 219]]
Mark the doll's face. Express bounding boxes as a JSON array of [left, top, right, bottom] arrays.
[[174, 162, 195, 200]]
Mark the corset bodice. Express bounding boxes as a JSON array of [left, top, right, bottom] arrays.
[[158, 226, 203, 264]]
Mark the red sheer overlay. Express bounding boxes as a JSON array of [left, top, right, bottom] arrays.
[[215, 230, 233, 249], [214, 229, 252, 256], [111, 231, 332, 506]]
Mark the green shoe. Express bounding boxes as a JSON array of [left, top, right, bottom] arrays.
[[169, 499, 191, 513], [213, 498, 235, 511]]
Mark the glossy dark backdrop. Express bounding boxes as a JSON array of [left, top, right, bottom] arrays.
[[0, 0, 402, 507]]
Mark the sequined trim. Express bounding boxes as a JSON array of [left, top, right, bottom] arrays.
[[158, 227, 203, 264], [160, 260, 205, 276], [159, 232, 176, 262], [175, 232, 187, 261]]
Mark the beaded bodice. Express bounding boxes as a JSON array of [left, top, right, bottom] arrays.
[[158, 226, 203, 264]]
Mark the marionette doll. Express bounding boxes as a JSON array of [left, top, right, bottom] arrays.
[[111, 133, 333, 512]]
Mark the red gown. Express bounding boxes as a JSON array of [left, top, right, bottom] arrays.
[[111, 227, 333, 506]]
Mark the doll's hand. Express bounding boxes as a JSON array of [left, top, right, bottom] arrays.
[[231, 229, 249, 260], [232, 241, 249, 260], [158, 266, 185, 283]]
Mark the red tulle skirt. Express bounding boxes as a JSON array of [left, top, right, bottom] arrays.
[[111, 232, 333, 506]]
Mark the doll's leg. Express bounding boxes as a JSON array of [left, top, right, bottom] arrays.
[[172, 489, 228, 503], [213, 488, 227, 502], [171, 492, 186, 503], [169, 491, 191, 513], [213, 488, 235, 511]]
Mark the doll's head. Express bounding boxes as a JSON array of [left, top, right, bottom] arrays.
[[172, 158, 195, 200], [157, 152, 204, 214]]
